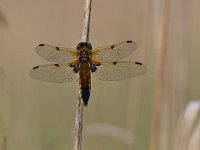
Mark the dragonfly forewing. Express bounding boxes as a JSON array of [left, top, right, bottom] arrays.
[[92, 41, 137, 61], [36, 44, 77, 63]]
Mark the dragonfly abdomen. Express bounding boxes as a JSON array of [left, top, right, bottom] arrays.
[[79, 63, 91, 106]]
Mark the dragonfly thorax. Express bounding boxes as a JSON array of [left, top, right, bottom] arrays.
[[71, 63, 97, 73], [79, 51, 91, 63], [77, 42, 92, 63]]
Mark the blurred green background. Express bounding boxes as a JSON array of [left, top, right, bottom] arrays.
[[0, 0, 199, 150]]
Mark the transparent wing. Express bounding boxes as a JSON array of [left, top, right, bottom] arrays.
[[36, 44, 77, 63], [92, 61, 147, 81], [30, 63, 77, 83], [92, 41, 137, 61]]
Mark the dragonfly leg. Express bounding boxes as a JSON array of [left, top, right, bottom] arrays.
[[90, 64, 97, 72], [73, 64, 80, 73], [89, 60, 101, 72]]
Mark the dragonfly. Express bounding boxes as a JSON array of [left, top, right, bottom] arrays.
[[30, 41, 147, 106]]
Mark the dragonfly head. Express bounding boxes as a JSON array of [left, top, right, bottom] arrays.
[[77, 42, 92, 51]]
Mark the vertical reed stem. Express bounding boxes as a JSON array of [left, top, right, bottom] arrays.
[[150, 0, 170, 150], [73, 0, 92, 150], [82, 0, 92, 42]]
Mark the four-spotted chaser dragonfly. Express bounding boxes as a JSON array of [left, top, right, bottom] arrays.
[[30, 41, 147, 106]]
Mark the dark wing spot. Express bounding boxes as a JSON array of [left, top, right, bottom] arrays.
[[33, 66, 39, 69], [127, 41, 133, 43], [69, 64, 73, 67], [111, 45, 115, 49], [55, 64, 59, 67], [97, 63, 101, 66], [135, 62, 142, 65], [39, 44, 45, 46], [56, 47, 59, 50], [113, 62, 117, 65]]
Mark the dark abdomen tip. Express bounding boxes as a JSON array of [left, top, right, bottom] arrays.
[[81, 87, 90, 106]]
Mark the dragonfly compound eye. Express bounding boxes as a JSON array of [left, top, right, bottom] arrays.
[[77, 42, 92, 50]]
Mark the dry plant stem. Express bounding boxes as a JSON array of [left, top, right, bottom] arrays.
[[73, 96, 84, 150], [150, 0, 170, 150], [82, 0, 92, 42], [73, 0, 92, 150]]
